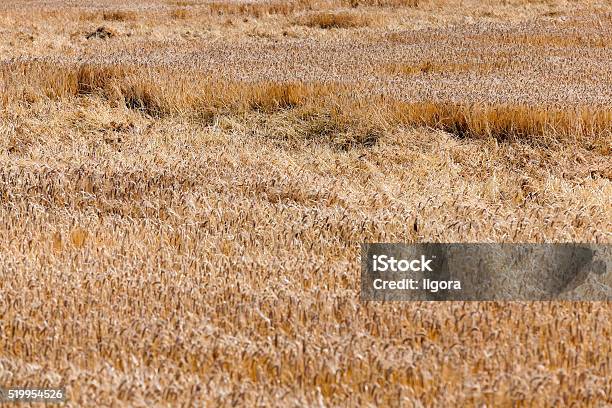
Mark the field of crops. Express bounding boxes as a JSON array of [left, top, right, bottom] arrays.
[[0, 0, 611, 405]]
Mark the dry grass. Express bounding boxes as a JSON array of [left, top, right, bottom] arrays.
[[79, 10, 137, 22], [204, 0, 417, 17], [208, 0, 317, 17], [349, 0, 419, 7], [298, 11, 377, 28], [102, 10, 137, 22], [390, 101, 612, 150], [167, 0, 200, 6], [170, 8, 190, 19], [3, 60, 609, 149], [383, 59, 516, 75], [0, 0, 611, 406], [500, 33, 612, 48]]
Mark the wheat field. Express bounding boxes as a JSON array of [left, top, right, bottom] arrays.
[[0, 0, 611, 406]]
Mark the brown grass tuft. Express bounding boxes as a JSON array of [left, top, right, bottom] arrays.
[[299, 11, 376, 29], [102, 10, 137, 22], [209, 0, 315, 17], [348, 0, 418, 7], [170, 8, 190, 19], [502, 33, 611, 48], [248, 82, 309, 112], [384, 59, 516, 75], [167, 0, 199, 5], [389, 101, 612, 149]]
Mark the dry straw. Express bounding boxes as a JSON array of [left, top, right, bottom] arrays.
[[0, 0, 611, 405]]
